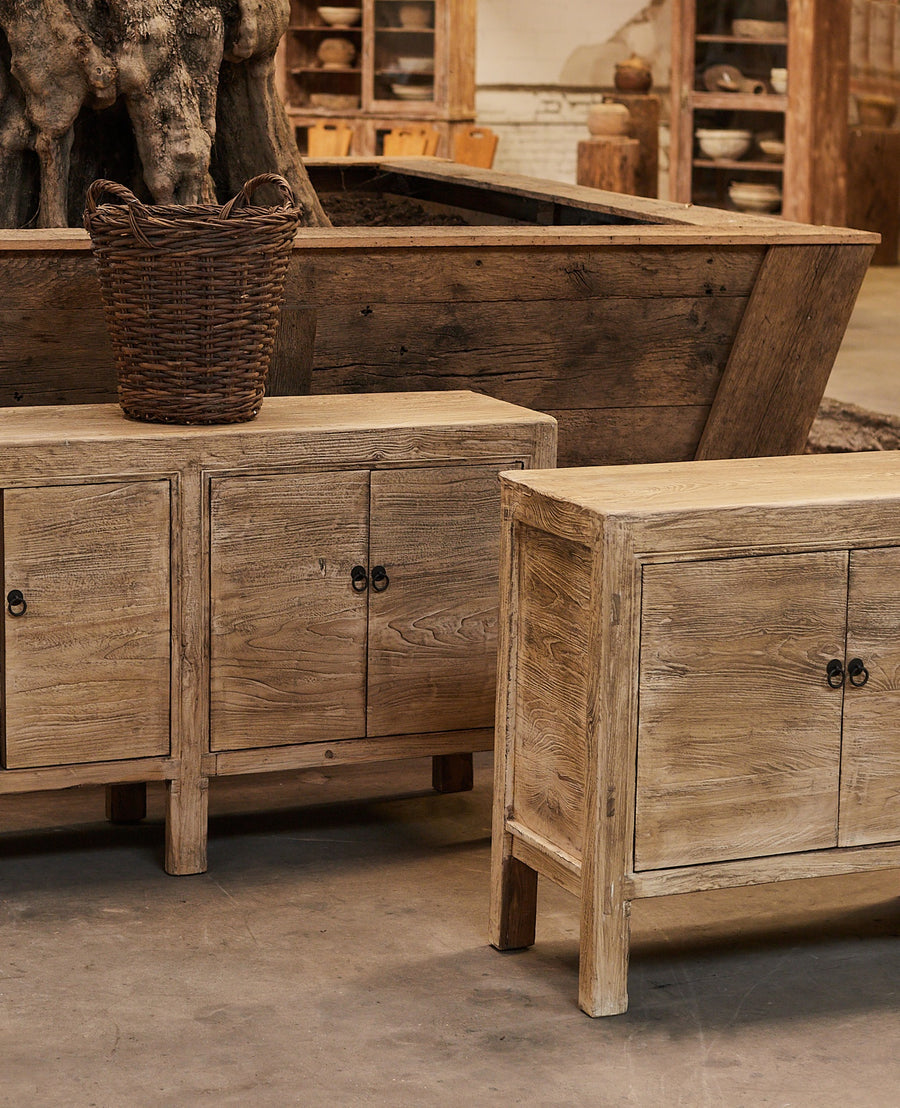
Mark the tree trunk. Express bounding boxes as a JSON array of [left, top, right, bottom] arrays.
[[0, 0, 330, 228]]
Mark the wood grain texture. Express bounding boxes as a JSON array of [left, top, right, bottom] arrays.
[[840, 546, 900, 846], [367, 463, 511, 736], [696, 243, 874, 459], [511, 525, 592, 858], [3, 481, 171, 769], [209, 470, 369, 751], [636, 551, 849, 870], [846, 125, 900, 264], [576, 138, 639, 196], [578, 521, 638, 1017]]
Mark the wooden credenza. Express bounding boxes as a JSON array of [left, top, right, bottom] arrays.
[[490, 451, 900, 1016], [0, 393, 556, 874]]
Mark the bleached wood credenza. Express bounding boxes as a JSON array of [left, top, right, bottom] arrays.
[[0, 392, 555, 874], [490, 452, 900, 1016]]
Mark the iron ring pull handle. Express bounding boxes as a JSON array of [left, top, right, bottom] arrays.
[[350, 565, 368, 592], [371, 565, 390, 592], [826, 659, 845, 688], [6, 589, 26, 617], [848, 658, 870, 687]]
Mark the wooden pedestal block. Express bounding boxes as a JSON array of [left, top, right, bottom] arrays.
[[847, 125, 900, 265], [603, 92, 660, 198], [491, 452, 900, 1016], [577, 137, 640, 196]]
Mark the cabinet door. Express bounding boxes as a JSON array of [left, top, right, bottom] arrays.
[[635, 551, 848, 870], [3, 482, 171, 769], [209, 472, 369, 751], [839, 547, 900, 847], [366, 463, 506, 737]]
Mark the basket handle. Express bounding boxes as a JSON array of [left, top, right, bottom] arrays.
[[84, 179, 155, 247], [219, 174, 297, 218]]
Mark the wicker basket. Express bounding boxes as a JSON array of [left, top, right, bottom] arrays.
[[84, 175, 301, 424]]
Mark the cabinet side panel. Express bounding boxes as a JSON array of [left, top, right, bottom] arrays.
[[3, 482, 171, 769], [367, 462, 511, 737], [840, 546, 900, 847], [209, 472, 369, 751], [511, 526, 591, 859], [636, 551, 848, 870]]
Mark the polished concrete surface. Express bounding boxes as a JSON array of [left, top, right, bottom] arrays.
[[2, 269, 900, 1107], [827, 265, 900, 416], [2, 755, 898, 1107]]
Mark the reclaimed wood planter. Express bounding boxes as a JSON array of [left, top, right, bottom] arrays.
[[0, 158, 877, 465]]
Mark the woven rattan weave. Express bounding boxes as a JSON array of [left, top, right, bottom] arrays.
[[84, 175, 301, 424]]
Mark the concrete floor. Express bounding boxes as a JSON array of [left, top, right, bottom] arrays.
[[2, 270, 900, 1107]]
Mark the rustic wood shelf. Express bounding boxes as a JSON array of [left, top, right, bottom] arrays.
[[672, 0, 851, 225], [694, 157, 784, 172]]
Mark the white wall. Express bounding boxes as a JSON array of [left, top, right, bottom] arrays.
[[474, 0, 672, 190], [475, 0, 652, 85]]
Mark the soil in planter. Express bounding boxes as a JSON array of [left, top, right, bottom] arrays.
[[319, 192, 472, 226]]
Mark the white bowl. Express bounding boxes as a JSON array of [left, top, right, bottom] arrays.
[[729, 182, 782, 213], [317, 6, 361, 26], [733, 18, 787, 38], [695, 128, 752, 160], [758, 138, 785, 161], [395, 56, 434, 74], [391, 83, 434, 100]]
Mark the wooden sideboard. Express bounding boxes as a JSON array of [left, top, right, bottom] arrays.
[[490, 451, 900, 1016], [0, 393, 556, 874]]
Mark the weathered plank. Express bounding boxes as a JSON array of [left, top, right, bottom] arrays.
[[695, 242, 875, 460]]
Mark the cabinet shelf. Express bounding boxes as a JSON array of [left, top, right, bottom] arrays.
[[277, 0, 474, 155], [691, 91, 787, 112], [696, 33, 788, 45], [693, 157, 784, 173], [671, 0, 851, 225]]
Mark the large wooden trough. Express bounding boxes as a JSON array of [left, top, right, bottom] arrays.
[[0, 158, 876, 466]]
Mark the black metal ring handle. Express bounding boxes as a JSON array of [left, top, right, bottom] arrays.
[[371, 565, 390, 592], [6, 589, 26, 616], [350, 565, 368, 592], [848, 658, 869, 687], [826, 659, 844, 688]]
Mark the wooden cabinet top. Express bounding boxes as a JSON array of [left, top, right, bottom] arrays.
[[502, 450, 900, 550], [0, 392, 556, 446]]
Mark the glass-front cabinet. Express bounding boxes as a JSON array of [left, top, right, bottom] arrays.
[[276, 0, 475, 156], [670, 0, 851, 225]]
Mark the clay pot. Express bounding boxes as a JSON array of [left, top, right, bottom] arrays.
[[316, 36, 356, 68], [857, 94, 897, 128], [587, 101, 631, 137], [614, 54, 652, 93], [398, 3, 432, 29]]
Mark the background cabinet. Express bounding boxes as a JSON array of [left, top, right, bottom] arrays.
[[276, 0, 475, 156], [670, 0, 851, 225]]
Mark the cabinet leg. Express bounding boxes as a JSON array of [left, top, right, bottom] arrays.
[[432, 752, 474, 793], [164, 776, 209, 875], [490, 854, 538, 950], [105, 783, 147, 824], [578, 890, 631, 1017]]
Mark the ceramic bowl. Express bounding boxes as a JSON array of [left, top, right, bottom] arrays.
[[398, 3, 432, 29], [857, 94, 898, 127], [770, 68, 788, 95], [695, 128, 752, 160], [729, 182, 782, 213], [586, 101, 632, 136], [732, 18, 787, 38], [395, 56, 434, 74], [317, 6, 361, 26], [309, 93, 360, 111], [758, 138, 785, 161], [391, 83, 433, 100]]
